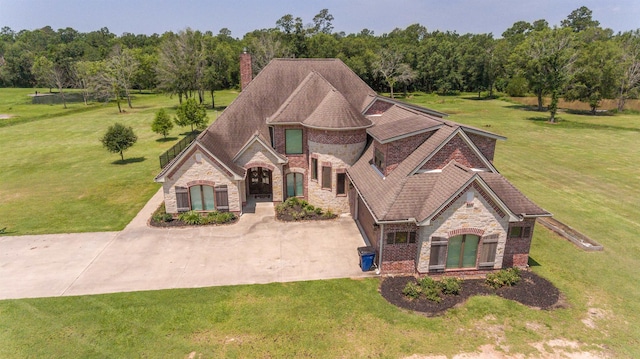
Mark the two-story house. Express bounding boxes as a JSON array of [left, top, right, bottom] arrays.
[[155, 55, 551, 274]]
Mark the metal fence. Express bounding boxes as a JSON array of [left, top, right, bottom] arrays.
[[159, 131, 200, 169]]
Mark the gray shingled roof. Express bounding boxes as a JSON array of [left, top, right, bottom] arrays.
[[196, 58, 377, 178], [367, 105, 443, 143]]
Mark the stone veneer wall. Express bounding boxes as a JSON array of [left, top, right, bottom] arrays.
[[163, 149, 241, 214], [306, 128, 367, 214], [234, 141, 284, 202], [416, 186, 509, 273], [421, 134, 487, 171]]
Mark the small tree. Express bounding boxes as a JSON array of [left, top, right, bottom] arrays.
[[101, 123, 138, 161], [151, 109, 174, 139], [175, 98, 207, 132]]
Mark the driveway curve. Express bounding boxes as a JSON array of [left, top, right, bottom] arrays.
[[0, 189, 374, 300]]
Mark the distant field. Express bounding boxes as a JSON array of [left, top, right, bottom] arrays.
[[1, 92, 639, 357], [0, 88, 237, 234]]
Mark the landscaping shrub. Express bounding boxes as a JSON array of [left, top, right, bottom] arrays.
[[275, 197, 336, 221], [202, 211, 236, 224], [152, 203, 173, 223], [402, 282, 422, 299], [419, 277, 443, 303], [439, 277, 462, 295], [486, 268, 521, 289], [178, 211, 202, 225]]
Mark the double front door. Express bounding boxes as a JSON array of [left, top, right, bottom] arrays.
[[248, 167, 272, 195]]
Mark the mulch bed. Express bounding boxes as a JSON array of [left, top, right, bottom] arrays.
[[149, 217, 238, 228], [380, 271, 561, 316], [275, 204, 337, 221]]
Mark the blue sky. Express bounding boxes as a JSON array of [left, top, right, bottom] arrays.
[[0, 0, 638, 37]]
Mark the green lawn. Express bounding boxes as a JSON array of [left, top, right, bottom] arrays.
[[1, 92, 639, 357], [0, 89, 238, 234]]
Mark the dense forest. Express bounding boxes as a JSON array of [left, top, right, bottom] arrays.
[[1, 6, 639, 119]]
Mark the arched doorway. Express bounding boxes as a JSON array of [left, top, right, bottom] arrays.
[[248, 167, 272, 197]]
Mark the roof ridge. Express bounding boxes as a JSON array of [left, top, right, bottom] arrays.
[[267, 71, 327, 123]]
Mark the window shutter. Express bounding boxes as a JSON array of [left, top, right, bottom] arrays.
[[176, 187, 189, 212], [479, 234, 499, 268], [429, 237, 448, 272], [215, 185, 229, 212]]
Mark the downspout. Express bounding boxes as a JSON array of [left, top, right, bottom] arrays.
[[377, 223, 384, 275]]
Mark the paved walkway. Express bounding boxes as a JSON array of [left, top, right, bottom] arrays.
[[0, 190, 375, 300]]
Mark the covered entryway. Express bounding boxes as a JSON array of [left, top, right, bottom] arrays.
[[248, 167, 272, 197]]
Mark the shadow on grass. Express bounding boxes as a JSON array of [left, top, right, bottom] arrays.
[[155, 137, 179, 143], [565, 109, 615, 117], [112, 157, 146, 165], [462, 95, 500, 101], [526, 116, 640, 132], [528, 257, 541, 267]]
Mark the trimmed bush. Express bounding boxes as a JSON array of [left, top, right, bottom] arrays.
[[486, 268, 521, 289], [178, 211, 202, 225], [402, 282, 422, 299], [439, 277, 462, 295]]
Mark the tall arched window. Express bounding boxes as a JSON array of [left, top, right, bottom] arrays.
[[286, 172, 303, 198]]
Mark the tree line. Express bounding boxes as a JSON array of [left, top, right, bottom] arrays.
[[1, 7, 639, 120]]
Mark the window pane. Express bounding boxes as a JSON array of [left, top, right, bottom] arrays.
[[311, 158, 318, 180], [386, 232, 394, 244], [336, 173, 346, 194], [509, 226, 522, 238], [480, 242, 497, 265], [322, 166, 331, 189], [409, 232, 416, 243], [202, 186, 215, 211], [429, 243, 446, 267], [374, 148, 384, 169], [523, 226, 531, 238], [446, 236, 462, 268], [285, 129, 303, 154], [462, 235, 479, 268], [190, 186, 203, 211], [396, 232, 408, 243], [286, 173, 295, 197], [295, 173, 303, 196]]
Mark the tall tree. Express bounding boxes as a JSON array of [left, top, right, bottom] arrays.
[[107, 45, 139, 108], [175, 98, 207, 132], [310, 9, 334, 35], [157, 29, 206, 103], [616, 31, 640, 111], [32, 56, 69, 108], [561, 6, 600, 32], [375, 47, 416, 98]]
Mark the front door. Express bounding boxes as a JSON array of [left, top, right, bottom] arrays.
[[248, 167, 273, 195]]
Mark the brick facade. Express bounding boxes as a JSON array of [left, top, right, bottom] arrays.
[[385, 132, 433, 174], [467, 133, 497, 163], [240, 52, 252, 91], [421, 134, 487, 171], [503, 218, 536, 268]]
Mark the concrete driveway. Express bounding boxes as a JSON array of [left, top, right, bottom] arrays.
[[0, 190, 374, 300]]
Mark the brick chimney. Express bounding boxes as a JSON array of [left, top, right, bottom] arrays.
[[240, 49, 252, 91]]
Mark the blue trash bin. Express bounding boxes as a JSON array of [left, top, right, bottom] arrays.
[[358, 246, 376, 271]]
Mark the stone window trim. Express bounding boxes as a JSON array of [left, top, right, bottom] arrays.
[[336, 169, 347, 197], [321, 161, 332, 191], [310, 155, 318, 182]]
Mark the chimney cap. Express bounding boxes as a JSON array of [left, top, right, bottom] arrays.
[[243, 47, 248, 54]]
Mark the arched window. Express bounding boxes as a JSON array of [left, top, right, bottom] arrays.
[[286, 172, 304, 198]]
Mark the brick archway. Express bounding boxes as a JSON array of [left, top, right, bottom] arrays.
[[447, 227, 485, 238]]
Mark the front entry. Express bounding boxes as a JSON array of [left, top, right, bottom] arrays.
[[248, 167, 273, 196]]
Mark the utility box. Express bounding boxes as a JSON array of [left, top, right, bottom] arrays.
[[357, 246, 376, 271]]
